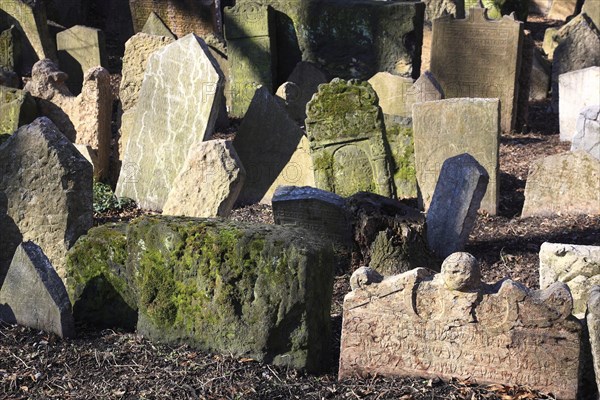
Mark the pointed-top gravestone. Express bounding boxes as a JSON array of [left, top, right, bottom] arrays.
[[141, 11, 176, 39], [116, 34, 224, 211], [0, 242, 75, 338]]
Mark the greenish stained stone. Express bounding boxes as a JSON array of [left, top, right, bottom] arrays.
[[0, 85, 37, 135], [466, 0, 505, 19], [0, 25, 20, 72], [384, 119, 417, 200]]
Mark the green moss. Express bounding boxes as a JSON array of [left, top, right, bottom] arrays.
[[385, 124, 416, 198]]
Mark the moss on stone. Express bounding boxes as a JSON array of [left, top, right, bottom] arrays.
[[385, 123, 417, 199]]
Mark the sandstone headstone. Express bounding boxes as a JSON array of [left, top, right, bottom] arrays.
[[404, 70, 444, 110], [430, 7, 523, 132], [384, 120, 417, 199], [305, 78, 394, 198], [542, 13, 587, 60], [583, 0, 600, 30], [426, 154, 489, 259], [516, 30, 533, 132], [233, 86, 314, 204], [0, 117, 92, 282], [588, 285, 600, 393], [559, 67, 600, 141], [56, 25, 108, 95], [522, 150, 600, 217], [339, 252, 582, 399], [0, 25, 20, 71], [572, 105, 600, 160], [162, 140, 246, 218], [413, 98, 500, 215], [540, 242, 600, 316], [368, 72, 415, 119], [423, 0, 465, 22], [548, 0, 579, 20], [141, 11, 176, 39], [0, 66, 17, 87], [529, 48, 551, 101], [0, 85, 36, 134], [0, 242, 75, 338], [116, 34, 224, 211]]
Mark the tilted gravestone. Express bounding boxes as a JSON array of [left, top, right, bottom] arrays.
[[339, 252, 582, 399], [430, 7, 523, 132], [0, 85, 37, 135], [141, 11, 176, 39], [116, 34, 224, 211], [588, 286, 600, 394], [384, 120, 417, 200], [305, 78, 394, 198], [572, 105, 600, 160], [559, 67, 600, 142], [413, 98, 500, 215], [129, 0, 216, 38], [0, 242, 75, 338], [0, 25, 20, 72], [548, 0, 579, 20]]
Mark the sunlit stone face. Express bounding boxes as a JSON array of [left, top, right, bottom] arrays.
[[441, 252, 481, 291]]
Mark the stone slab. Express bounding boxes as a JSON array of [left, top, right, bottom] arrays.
[[559, 67, 600, 142], [548, 0, 579, 20], [529, 48, 551, 101], [141, 11, 176, 39], [368, 72, 415, 118], [583, 0, 600, 30], [0, 25, 20, 71], [129, 0, 216, 38], [588, 285, 600, 393], [384, 120, 417, 200], [572, 105, 600, 160], [0, 85, 36, 134]]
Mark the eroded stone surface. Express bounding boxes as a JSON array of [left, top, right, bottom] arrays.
[[572, 105, 600, 159], [368, 72, 414, 119], [559, 67, 600, 142], [129, 0, 216, 38], [588, 285, 600, 393], [0, 25, 19, 72], [141, 11, 176, 39], [529, 48, 551, 101], [548, 0, 578, 20], [0, 85, 36, 134]]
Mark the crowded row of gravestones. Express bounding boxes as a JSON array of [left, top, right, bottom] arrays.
[[1, 0, 600, 398]]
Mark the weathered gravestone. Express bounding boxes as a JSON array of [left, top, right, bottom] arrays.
[[0, 25, 20, 72], [368, 72, 415, 119], [0, 117, 92, 282], [339, 252, 582, 399], [141, 11, 176, 39], [0, 242, 75, 338], [465, 0, 504, 19], [162, 139, 246, 218], [426, 154, 489, 259], [588, 286, 600, 393], [129, 0, 216, 38], [559, 67, 600, 142], [572, 105, 600, 160], [540, 242, 600, 316], [423, 0, 465, 22], [56, 25, 108, 95], [116, 34, 224, 211], [522, 150, 600, 217], [384, 121, 417, 200], [305, 78, 394, 198], [583, 0, 600, 30], [413, 98, 500, 215], [548, 0, 579, 20], [529, 48, 551, 101], [405, 70, 444, 110], [430, 7, 523, 132], [0, 85, 36, 134], [233, 86, 314, 204]]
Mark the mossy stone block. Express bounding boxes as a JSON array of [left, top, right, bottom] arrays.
[[0, 86, 37, 135]]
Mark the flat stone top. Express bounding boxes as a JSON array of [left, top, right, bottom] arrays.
[[273, 185, 346, 207], [559, 65, 600, 79]]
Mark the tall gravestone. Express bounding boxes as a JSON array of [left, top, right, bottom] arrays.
[[559, 67, 600, 142], [0, 25, 20, 72], [430, 7, 523, 132], [129, 0, 216, 38], [305, 78, 394, 198], [116, 34, 224, 211], [413, 98, 500, 215]]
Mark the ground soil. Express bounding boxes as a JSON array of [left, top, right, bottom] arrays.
[[1, 12, 599, 400]]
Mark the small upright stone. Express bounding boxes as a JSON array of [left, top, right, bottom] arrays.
[[0, 242, 75, 338], [426, 154, 489, 259], [559, 67, 600, 142], [141, 11, 176, 39], [0, 85, 37, 134], [572, 105, 600, 160], [368, 72, 415, 119], [0, 25, 20, 72], [588, 286, 600, 393]]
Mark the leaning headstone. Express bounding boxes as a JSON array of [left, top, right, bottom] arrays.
[[413, 98, 500, 215], [426, 154, 489, 259], [572, 105, 600, 160], [0, 242, 75, 338], [543, 14, 587, 60], [0, 85, 37, 134], [56, 25, 108, 94], [522, 151, 600, 217], [540, 242, 600, 316], [116, 34, 224, 211], [529, 49, 551, 101], [0, 25, 20, 72], [368, 72, 415, 119], [306, 78, 394, 198], [465, 0, 504, 19], [233, 86, 314, 204], [548, 0, 579, 20], [162, 140, 246, 218], [516, 30, 533, 132], [588, 286, 600, 393], [0, 117, 93, 282], [583, 0, 600, 30], [141, 11, 176, 39], [339, 252, 582, 399], [430, 7, 523, 132], [559, 67, 600, 141]]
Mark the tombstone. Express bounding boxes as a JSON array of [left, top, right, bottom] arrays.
[[426, 154, 489, 259], [162, 140, 246, 218], [305, 78, 394, 198], [404, 70, 444, 110], [224, 2, 276, 118], [0, 85, 37, 134], [56, 25, 108, 95], [384, 120, 417, 200], [572, 105, 600, 160], [0, 242, 75, 338], [522, 150, 600, 217], [583, 0, 600, 30], [339, 252, 582, 399], [515, 31, 533, 131], [465, 0, 504, 19], [368, 72, 415, 119], [548, 0, 579, 20], [588, 286, 600, 393], [232, 87, 314, 204], [559, 67, 600, 141], [116, 34, 224, 211], [422, 0, 465, 22], [430, 7, 523, 132], [0, 117, 93, 282], [141, 11, 176, 39], [539, 242, 600, 316], [529, 49, 551, 101], [272, 186, 352, 247], [413, 98, 500, 215], [0, 25, 20, 72]]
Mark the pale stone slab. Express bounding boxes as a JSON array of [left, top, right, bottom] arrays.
[[0, 242, 74, 338], [529, 48, 551, 101], [588, 285, 600, 393], [572, 105, 600, 160], [559, 67, 600, 142], [116, 34, 224, 211], [413, 98, 500, 215], [405, 70, 444, 110], [339, 252, 582, 399], [548, 0, 579, 20], [522, 150, 600, 217], [141, 11, 176, 39], [368, 72, 414, 118], [0, 85, 36, 134]]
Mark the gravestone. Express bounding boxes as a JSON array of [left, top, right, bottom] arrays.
[[543, 13, 587, 60], [426, 154, 489, 259], [339, 252, 582, 399], [56, 25, 108, 94], [423, 0, 465, 22], [162, 140, 246, 218], [465, 0, 504, 19], [116, 34, 224, 211], [588, 286, 600, 393], [0, 242, 75, 338], [540, 242, 600, 316], [305, 78, 394, 198], [572, 105, 600, 160], [529, 49, 551, 101], [384, 121, 417, 200], [224, 2, 276, 118], [522, 151, 600, 217], [404, 70, 444, 110], [0, 85, 36, 134], [232, 87, 314, 204], [529, 0, 552, 15], [368, 72, 415, 119], [0, 25, 20, 71], [129, 0, 216, 38], [516, 31, 533, 131], [430, 7, 523, 132], [548, 0, 579, 20], [413, 98, 500, 215], [583, 0, 600, 30], [559, 67, 600, 141], [141, 11, 176, 39], [0, 117, 93, 282]]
